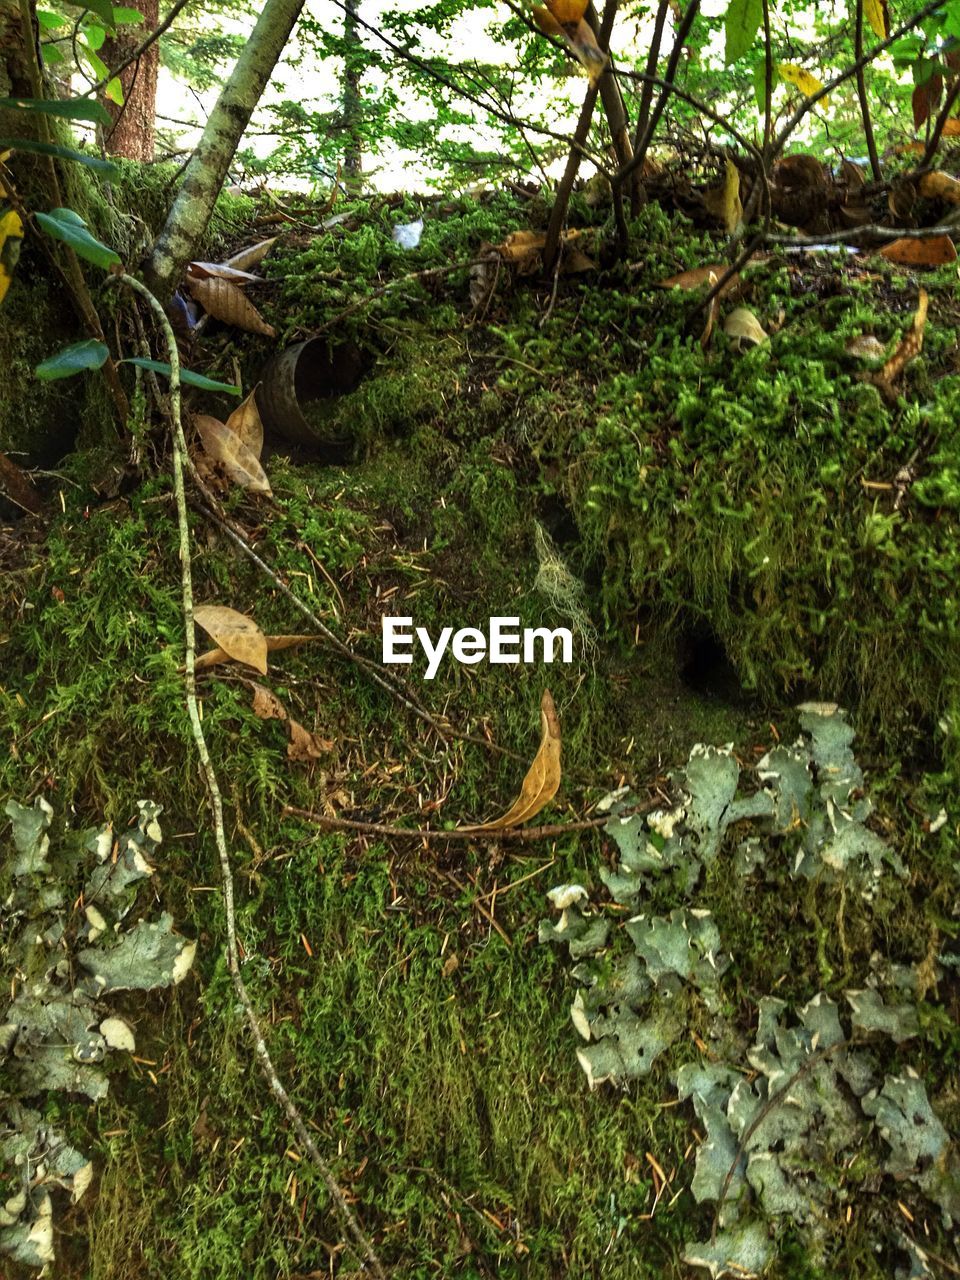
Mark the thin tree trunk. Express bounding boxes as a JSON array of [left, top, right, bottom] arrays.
[[341, 0, 362, 186], [542, 0, 620, 272], [102, 0, 160, 161], [145, 0, 306, 300]]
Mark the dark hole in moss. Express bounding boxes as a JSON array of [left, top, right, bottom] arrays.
[[680, 621, 749, 704]]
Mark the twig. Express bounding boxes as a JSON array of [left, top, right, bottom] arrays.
[[118, 273, 386, 1280], [283, 802, 654, 841], [314, 257, 479, 334], [764, 221, 960, 245], [854, 0, 882, 181], [443, 870, 512, 945], [920, 76, 960, 170], [710, 1037, 851, 1242]]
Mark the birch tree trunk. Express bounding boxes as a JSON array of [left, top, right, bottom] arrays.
[[145, 0, 305, 299]]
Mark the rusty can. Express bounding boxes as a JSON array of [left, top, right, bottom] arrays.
[[255, 338, 367, 454]]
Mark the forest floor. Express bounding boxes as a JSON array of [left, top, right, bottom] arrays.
[[1, 184, 959, 1279]]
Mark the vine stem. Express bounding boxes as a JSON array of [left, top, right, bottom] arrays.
[[116, 272, 387, 1280]]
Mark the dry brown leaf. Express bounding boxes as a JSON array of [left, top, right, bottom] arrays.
[[877, 287, 928, 386], [187, 261, 262, 284], [441, 952, 460, 978], [657, 265, 739, 294], [287, 719, 335, 761], [195, 414, 273, 495], [195, 634, 319, 672], [566, 18, 608, 87], [186, 275, 276, 337], [879, 236, 957, 267], [846, 334, 887, 360], [531, 4, 564, 36], [225, 237, 278, 272], [943, 119, 960, 138], [700, 274, 720, 350], [467, 689, 561, 830], [251, 682, 287, 720], [724, 307, 769, 349], [561, 246, 596, 274], [500, 230, 546, 263], [194, 605, 269, 675], [918, 171, 960, 205], [224, 386, 264, 457], [545, 0, 587, 22]]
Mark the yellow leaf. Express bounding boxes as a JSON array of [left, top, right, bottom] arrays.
[[779, 63, 828, 109], [863, 0, 888, 39], [0, 207, 24, 307], [194, 605, 269, 675], [724, 307, 769, 349], [466, 689, 561, 830], [545, 0, 588, 22], [704, 159, 742, 234]]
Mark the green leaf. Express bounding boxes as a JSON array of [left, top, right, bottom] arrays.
[[37, 9, 69, 28], [0, 137, 119, 177], [80, 42, 111, 80], [41, 44, 66, 65], [752, 59, 778, 111], [63, 0, 116, 26], [35, 208, 121, 269], [724, 0, 763, 64], [0, 94, 110, 126], [122, 357, 243, 394], [83, 22, 107, 50], [105, 76, 124, 105], [111, 4, 145, 21], [35, 339, 110, 380]]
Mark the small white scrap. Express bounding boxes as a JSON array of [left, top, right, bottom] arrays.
[[99, 1016, 136, 1053], [392, 217, 424, 250]]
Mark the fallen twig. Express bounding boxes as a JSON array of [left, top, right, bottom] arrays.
[[283, 801, 654, 841], [121, 273, 386, 1280]]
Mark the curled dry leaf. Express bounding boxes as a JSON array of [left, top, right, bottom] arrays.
[[195, 634, 319, 672], [186, 274, 276, 338], [657, 265, 739, 295], [187, 261, 262, 284], [703, 159, 742, 235], [465, 689, 561, 830], [724, 307, 769, 349], [251, 682, 287, 721], [287, 719, 335, 761], [224, 386, 264, 456], [225, 237, 278, 272], [917, 171, 960, 205], [194, 414, 273, 496], [194, 604, 268, 675], [876, 287, 928, 387], [879, 235, 957, 267]]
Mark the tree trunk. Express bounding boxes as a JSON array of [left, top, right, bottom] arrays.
[[341, 0, 362, 186], [102, 0, 160, 161], [145, 0, 306, 300]]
